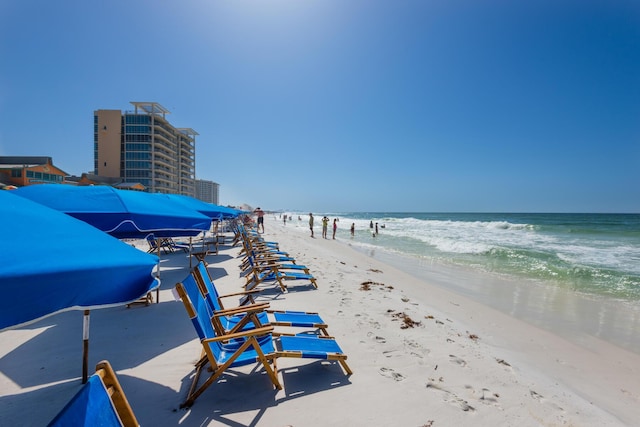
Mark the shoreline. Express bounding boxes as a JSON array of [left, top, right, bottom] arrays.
[[267, 220, 640, 425], [348, 241, 640, 356], [1, 221, 639, 426]]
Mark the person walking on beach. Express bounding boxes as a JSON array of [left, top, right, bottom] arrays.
[[254, 207, 265, 233], [322, 216, 329, 239], [332, 218, 338, 239], [350, 223, 355, 236], [309, 213, 314, 237]]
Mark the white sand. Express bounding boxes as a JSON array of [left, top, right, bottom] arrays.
[[1, 221, 639, 426]]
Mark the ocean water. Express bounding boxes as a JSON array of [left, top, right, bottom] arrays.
[[279, 212, 640, 353], [282, 212, 640, 302]]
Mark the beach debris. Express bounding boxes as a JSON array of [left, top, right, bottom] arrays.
[[420, 421, 434, 427], [360, 281, 374, 290], [359, 280, 393, 291], [401, 297, 410, 302], [468, 333, 479, 341], [368, 268, 383, 273], [388, 310, 422, 328]]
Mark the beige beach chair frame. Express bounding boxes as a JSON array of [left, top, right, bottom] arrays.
[[95, 360, 140, 427]]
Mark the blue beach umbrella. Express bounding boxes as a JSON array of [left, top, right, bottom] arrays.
[[155, 194, 240, 220], [13, 185, 211, 239], [152, 194, 241, 266], [0, 191, 159, 382], [14, 185, 212, 304]]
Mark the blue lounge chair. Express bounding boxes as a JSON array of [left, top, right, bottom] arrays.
[[193, 262, 329, 336], [47, 361, 138, 427], [174, 281, 352, 408], [245, 266, 318, 292]]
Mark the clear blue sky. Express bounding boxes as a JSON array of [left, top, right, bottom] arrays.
[[1, 0, 638, 213]]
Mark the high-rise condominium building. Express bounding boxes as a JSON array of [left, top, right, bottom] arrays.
[[94, 102, 197, 196], [195, 179, 220, 205]]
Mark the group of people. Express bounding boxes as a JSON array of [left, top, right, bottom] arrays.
[[370, 220, 379, 236], [308, 214, 371, 239], [308, 213, 339, 239], [256, 208, 380, 241]]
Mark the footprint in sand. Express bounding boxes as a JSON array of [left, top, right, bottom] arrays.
[[529, 390, 544, 401], [529, 389, 565, 412], [426, 382, 475, 412], [467, 385, 500, 406], [379, 367, 405, 381], [339, 297, 352, 307], [367, 332, 386, 343], [449, 354, 467, 367]]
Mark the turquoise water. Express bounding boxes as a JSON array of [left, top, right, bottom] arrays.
[[284, 212, 640, 302]]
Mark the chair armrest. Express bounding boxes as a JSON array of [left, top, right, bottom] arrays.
[[219, 289, 261, 299], [212, 302, 270, 317], [203, 325, 274, 343]]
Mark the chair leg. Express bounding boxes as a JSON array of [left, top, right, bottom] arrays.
[[339, 359, 353, 376], [181, 337, 282, 408]]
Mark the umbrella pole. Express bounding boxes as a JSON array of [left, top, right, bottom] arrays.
[[82, 310, 90, 384], [156, 242, 161, 303]]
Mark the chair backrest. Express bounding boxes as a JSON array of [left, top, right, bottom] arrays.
[[194, 262, 223, 312], [175, 281, 224, 362], [146, 234, 158, 249], [48, 360, 138, 427], [95, 361, 139, 427]]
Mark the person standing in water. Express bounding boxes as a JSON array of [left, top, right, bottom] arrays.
[[322, 216, 329, 239]]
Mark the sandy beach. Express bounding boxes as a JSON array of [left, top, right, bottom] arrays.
[[2, 220, 639, 426]]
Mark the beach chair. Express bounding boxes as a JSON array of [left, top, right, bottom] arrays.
[[236, 224, 281, 253], [238, 240, 295, 269], [175, 281, 351, 408], [245, 264, 318, 292], [47, 360, 139, 427], [193, 262, 329, 336], [169, 238, 191, 253], [181, 272, 271, 339], [239, 250, 305, 277], [146, 235, 174, 254]]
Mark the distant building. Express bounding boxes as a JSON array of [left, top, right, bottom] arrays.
[[195, 179, 220, 204], [66, 173, 146, 191], [94, 102, 197, 196], [0, 156, 68, 187]]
